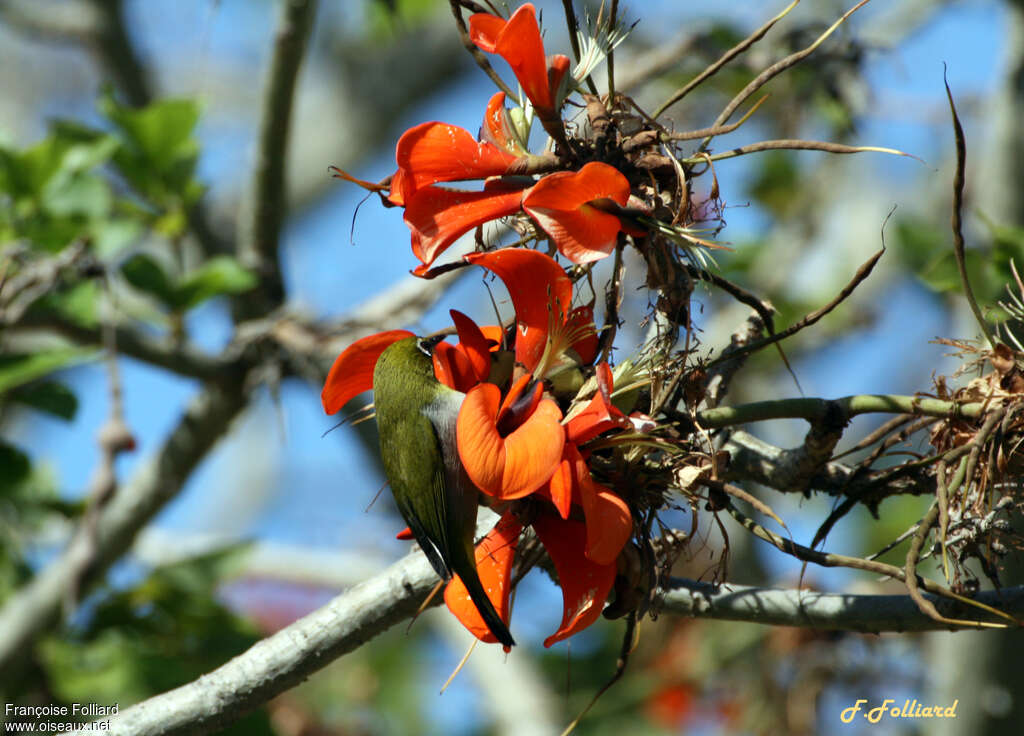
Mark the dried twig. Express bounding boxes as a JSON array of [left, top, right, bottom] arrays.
[[705, 247, 884, 369], [944, 70, 995, 348], [653, 0, 799, 118]]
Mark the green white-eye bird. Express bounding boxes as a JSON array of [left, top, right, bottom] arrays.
[[373, 335, 515, 648]]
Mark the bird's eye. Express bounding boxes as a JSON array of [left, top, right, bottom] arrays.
[[416, 338, 432, 356]]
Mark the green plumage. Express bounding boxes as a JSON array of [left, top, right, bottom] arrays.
[[374, 336, 514, 648]]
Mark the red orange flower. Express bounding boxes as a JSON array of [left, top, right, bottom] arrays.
[[322, 252, 636, 649], [469, 4, 571, 121]]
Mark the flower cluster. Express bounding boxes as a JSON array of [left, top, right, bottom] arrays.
[[335, 3, 641, 276], [323, 250, 640, 647], [325, 3, 669, 646]]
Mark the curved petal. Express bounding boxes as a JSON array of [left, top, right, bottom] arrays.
[[545, 447, 575, 520], [579, 477, 632, 565], [396, 122, 518, 192], [457, 382, 564, 499], [532, 514, 617, 647], [566, 362, 629, 444], [321, 330, 414, 414], [556, 442, 631, 564], [470, 4, 553, 113], [465, 249, 572, 372], [450, 309, 492, 383], [523, 162, 632, 263], [481, 92, 526, 155], [405, 186, 525, 271], [568, 306, 599, 365], [444, 513, 523, 648], [432, 340, 478, 392]]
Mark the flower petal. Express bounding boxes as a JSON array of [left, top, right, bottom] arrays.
[[465, 249, 572, 372], [545, 450, 575, 520], [470, 4, 553, 113], [579, 477, 632, 565], [559, 442, 631, 564], [481, 92, 526, 155], [405, 186, 525, 271], [457, 382, 564, 499], [566, 362, 629, 444], [432, 340, 478, 392], [396, 122, 518, 193], [321, 330, 414, 414], [532, 514, 617, 647], [451, 309, 492, 383], [523, 162, 632, 263], [568, 306, 599, 365], [444, 513, 523, 648]]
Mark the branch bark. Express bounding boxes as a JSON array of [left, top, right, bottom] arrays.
[[236, 0, 318, 319]]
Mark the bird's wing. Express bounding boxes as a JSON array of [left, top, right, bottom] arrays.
[[384, 408, 455, 581]]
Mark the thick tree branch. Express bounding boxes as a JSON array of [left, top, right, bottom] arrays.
[[237, 0, 318, 319], [107, 549, 441, 736], [105, 550, 1024, 735], [0, 382, 248, 686]]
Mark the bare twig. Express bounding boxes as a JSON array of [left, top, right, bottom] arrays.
[[706, 0, 870, 138], [64, 287, 136, 611], [705, 247, 884, 368], [0, 383, 248, 685], [691, 138, 914, 163], [944, 71, 995, 348], [653, 0, 800, 118]]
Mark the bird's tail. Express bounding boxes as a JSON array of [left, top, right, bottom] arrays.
[[451, 552, 515, 648]]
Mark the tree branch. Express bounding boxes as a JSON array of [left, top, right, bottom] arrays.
[[13, 312, 232, 380], [0, 382, 248, 685], [105, 550, 1024, 735], [236, 0, 318, 319], [698, 394, 985, 430], [107, 549, 441, 736], [659, 578, 1024, 632]]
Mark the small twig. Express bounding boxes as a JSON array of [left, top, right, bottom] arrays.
[[724, 499, 1015, 627], [559, 612, 637, 736], [704, 0, 870, 144], [705, 247, 884, 368], [662, 94, 770, 141], [64, 289, 136, 612], [653, 0, 799, 118], [944, 69, 995, 348], [686, 264, 776, 334], [687, 139, 915, 164], [606, 0, 619, 99]]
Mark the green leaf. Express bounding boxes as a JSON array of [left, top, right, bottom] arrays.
[[9, 380, 78, 420], [99, 92, 201, 206], [121, 252, 177, 305], [37, 279, 101, 328], [174, 256, 257, 309], [0, 348, 94, 395], [90, 217, 143, 258], [0, 442, 31, 492]]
